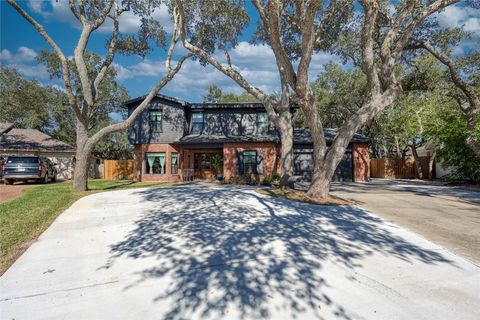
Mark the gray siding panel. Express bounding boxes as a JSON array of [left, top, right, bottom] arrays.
[[128, 97, 186, 144], [199, 109, 271, 136]]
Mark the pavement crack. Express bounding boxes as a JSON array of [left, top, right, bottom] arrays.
[[0, 279, 120, 302]]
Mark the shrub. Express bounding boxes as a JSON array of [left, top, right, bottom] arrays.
[[271, 172, 281, 182], [261, 175, 272, 186]]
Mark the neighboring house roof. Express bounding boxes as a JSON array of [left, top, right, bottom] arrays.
[[124, 93, 189, 106], [0, 122, 14, 136], [294, 128, 371, 144], [179, 133, 279, 144], [0, 128, 76, 152]]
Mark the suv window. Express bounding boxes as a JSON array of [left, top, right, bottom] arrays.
[[7, 157, 40, 164]]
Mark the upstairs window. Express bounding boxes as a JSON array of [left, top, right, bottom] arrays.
[[243, 150, 257, 174], [146, 152, 166, 174], [257, 112, 268, 134], [149, 110, 162, 132], [191, 112, 204, 133]]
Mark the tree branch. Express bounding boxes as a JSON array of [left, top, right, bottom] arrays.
[[93, 1, 121, 95], [7, 0, 82, 121], [88, 54, 192, 147], [253, 0, 297, 88]]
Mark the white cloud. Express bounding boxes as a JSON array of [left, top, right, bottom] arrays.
[[0, 46, 50, 80], [115, 41, 339, 101], [28, 0, 172, 34], [436, 4, 480, 33], [0, 46, 38, 64]]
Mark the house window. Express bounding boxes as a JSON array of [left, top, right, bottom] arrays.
[[171, 152, 178, 174], [191, 112, 204, 133], [243, 150, 257, 174], [257, 112, 268, 134], [149, 110, 162, 132], [146, 152, 166, 174]]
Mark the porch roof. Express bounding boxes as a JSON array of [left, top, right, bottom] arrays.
[[178, 133, 279, 144]]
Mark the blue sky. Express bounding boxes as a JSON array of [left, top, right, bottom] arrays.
[[1, 1, 479, 103]]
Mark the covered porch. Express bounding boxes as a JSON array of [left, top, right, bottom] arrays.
[[180, 144, 223, 181]]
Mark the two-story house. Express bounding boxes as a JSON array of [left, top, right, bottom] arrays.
[[126, 94, 370, 183]]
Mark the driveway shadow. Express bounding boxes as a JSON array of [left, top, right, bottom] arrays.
[[105, 185, 453, 319]]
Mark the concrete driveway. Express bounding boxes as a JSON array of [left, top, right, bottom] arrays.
[[1, 184, 479, 320], [331, 179, 480, 263]]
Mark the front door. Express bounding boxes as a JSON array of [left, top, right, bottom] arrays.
[[193, 153, 214, 179]]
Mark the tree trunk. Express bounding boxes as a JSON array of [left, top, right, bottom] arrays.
[[395, 136, 401, 158], [466, 136, 480, 159], [73, 148, 90, 191], [428, 149, 436, 180], [410, 144, 424, 179], [73, 121, 92, 191], [277, 113, 294, 187], [306, 170, 330, 199]]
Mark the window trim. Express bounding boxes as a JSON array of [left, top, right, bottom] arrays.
[[149, 110, 163, 133], [257, 112, 268, 134], [242, 150, 257, 174], [145, 152, 166, 175], [191, 112, 204, 133]]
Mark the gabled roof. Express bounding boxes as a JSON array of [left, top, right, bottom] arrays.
[[0, 128, 75, 152], [294, 128, 371, 144], [124, 93, 189, 107], [0, 122, 14, 136]]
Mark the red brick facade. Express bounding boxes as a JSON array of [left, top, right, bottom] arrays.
[[133, 144, 182, 182], [133, 142, 370, 182], [223, 142, 279, 181]]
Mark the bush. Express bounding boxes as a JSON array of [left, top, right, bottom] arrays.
[[261, 175, 272, 186], [271, 172, 281, 182]]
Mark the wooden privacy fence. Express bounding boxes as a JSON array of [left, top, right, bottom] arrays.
[[370, 156, 432, 179], [103, 160, 134, 180]]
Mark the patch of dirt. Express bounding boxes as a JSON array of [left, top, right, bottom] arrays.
[[0, 181, 41, 203], [257, 188, 351, 205]]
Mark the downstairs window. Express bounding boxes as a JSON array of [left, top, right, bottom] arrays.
[[146, 152, 166, 174]]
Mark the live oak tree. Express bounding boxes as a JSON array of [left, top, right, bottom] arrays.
[[8, 0, 191, 190], [174, 0, 298, 186], [177, 0, 459, 198], [0, 67, 62, 131], [203, 85, 258, 103], [406, 41, 480, 158]]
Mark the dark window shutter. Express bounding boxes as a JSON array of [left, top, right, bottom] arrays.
[[256, 150, 263, 175], [237, 151, 244, 175]]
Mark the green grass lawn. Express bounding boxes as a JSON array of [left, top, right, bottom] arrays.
[[0, 180, 178, 275]]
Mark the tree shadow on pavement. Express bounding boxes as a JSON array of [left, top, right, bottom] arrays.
[[105, 185, 453, 320]]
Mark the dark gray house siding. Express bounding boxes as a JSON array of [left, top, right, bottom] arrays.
[[188, 108, 274, 136], [127, 97, 186, 144]]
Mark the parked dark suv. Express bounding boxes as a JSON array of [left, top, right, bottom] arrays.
[[2, 156, 57, 185]]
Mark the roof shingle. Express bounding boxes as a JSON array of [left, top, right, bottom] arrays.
[[0, 128, 75, 152]]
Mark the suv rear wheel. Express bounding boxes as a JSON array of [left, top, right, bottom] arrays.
[[4, 179, 13, 185]]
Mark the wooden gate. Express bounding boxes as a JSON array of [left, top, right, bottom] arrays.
[[370, 157, 432, 179], [103, 160, 134, 180]]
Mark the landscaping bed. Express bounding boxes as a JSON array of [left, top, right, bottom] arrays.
[[257, 188, 351, 205]]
